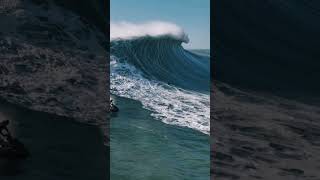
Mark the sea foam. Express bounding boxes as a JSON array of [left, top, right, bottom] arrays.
[[110, 56, 209, 134], [110, 21, 209, 134], [110, 21, 189, 43]]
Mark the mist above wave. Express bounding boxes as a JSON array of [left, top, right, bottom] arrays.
[[110, 21, 189, 43]]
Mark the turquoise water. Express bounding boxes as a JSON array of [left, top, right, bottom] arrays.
[[110, 33, 210, 179], [110, 96, 210, 180]]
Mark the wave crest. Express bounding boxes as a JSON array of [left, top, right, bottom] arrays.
[[111, 35, 209, 92], [110, 21, 189, 43]]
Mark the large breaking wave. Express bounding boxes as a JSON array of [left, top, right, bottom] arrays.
[[110, 22, 210, 134]]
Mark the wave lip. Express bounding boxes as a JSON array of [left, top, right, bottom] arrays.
[[110, 21, 189, 43]]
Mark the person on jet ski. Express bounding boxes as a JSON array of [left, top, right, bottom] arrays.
[[0, 120, 12, 143], [0, 120, 30, 158], [110, 99, 115, 108], [110, 99, 119, 112], [0, 120, 12, 141]]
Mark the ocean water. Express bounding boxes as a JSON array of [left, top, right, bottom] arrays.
[[110, 96, 209, 180], [110, 22, 210, 179], [0, 100, 108, 179], [212, 1, 320, 179]]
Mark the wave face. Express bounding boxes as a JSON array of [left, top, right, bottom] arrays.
[[110, 22, 210, 134], [213, 1, 320, 96]]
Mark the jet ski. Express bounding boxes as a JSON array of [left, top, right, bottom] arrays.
[[109, 99, 119, 112], [110, 104, 119, 112], [0, 139, 29, 159], [0, 120, 29, 159]]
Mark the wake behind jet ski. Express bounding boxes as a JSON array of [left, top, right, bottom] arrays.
[[0, 120, 29, 159]]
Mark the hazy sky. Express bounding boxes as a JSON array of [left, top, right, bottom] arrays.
[[111, 0, 210, 49]]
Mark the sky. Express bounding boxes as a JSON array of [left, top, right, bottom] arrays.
[[111, 0, 210, 49]]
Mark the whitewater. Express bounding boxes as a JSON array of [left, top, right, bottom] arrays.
[[110, 21, 210, 134]]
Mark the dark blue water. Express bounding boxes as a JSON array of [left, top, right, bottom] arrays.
[[111, 37, 210, 92]]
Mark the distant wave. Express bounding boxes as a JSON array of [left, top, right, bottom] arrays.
[[110, 22, 210, 134]]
